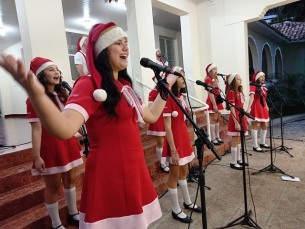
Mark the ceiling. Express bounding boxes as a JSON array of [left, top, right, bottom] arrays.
[[0, 0, 182, 51]]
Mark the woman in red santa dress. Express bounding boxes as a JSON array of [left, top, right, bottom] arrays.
[[246, 71, 270, 152], [27, 57, 83, 229], [204, 63, 225, 145], [225, 73, 250, 170], [0, 22, 178, 229], [161, 66, 201, 224]]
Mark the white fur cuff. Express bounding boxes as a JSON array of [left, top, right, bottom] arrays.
[[94, 27, 127, 59]]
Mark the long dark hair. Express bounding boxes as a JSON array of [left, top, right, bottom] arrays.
[[94, 48, 133, 118], [225, 78, 244, 110], [36, 70, 68, 104], [172, 70, 186, 96]]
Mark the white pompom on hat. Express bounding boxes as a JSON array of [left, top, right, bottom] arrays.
[[86, 22, 127, 102]]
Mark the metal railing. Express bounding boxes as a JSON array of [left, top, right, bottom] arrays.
[[136, 79, 211, 142]]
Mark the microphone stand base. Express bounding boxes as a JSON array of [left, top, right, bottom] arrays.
[[215, 210, 261, 229]]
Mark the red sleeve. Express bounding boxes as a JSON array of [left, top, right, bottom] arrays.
[[205, 77, 212, 84], [26, 99, 40, 123], [227, 90, 236, 105], [163, 96, 173, 117], [148, 89, 158, 103], [250, 85, 256, 94], [64, 76, 102, 122]]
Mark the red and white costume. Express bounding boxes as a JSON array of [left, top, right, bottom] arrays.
[[249, 85, 269, 122], [74, 36, 88, 75], [64, 22, 162, 229], [65, 76, 161, 229], [205, 76, 224, 113], [27, 97, 83, 176], [227, 90, 248, 136], [161, 94, 195, 165], [147, 88, 165, 136]]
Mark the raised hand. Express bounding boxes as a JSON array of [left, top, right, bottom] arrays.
[[0, 53, 45, 98]]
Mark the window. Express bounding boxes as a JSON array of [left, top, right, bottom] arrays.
[[159, 37, 175, 66]]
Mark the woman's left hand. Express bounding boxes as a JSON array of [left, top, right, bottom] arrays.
[[171, 153, 180, 165]]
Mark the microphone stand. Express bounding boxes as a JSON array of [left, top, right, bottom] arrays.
[[270, 83, 293, 157], [203, 87, 260, 229], [154, 70, 222, 229], [251, 90, 293, 177]]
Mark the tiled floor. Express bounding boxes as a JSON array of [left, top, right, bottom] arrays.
[[149, 115, 305, 229]]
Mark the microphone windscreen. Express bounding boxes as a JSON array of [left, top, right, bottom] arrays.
[[140, 58, 149, 67]]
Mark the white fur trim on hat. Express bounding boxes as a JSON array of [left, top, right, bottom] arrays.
[[155, 48, 160, 53], [228, 73, 238, 85], [172, 66, 183, 73], [94, 26, 127, 59], [208, 64, 217, 73], [36, 62, 56, 76], [93, 89, 107, 102], [79, 37, 87, 48], [255, 72, 264, 82]]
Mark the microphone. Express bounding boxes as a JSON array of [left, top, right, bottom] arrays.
[[250, 82, 262, 87], [217, 73, 226, 77], [62, 81, 72, 93], [140, 58, 182, 77], [196, 80, 218, 89]]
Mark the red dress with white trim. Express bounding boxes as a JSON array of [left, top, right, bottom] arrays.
[[26, 98, 83, 176], [147, 88, 165, 136], [249, 85, 269, 122], [205, 76, 224, 113], [65, 76, 161, 229], [227, 90, 248, 137], [161, 94, 195, 165]]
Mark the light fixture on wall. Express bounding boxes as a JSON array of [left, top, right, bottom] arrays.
[[106, 0, 126, 10], [83, 4, 91, 29]]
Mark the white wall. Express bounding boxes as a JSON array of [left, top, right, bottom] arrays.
[[196, 0, 297, 108], [248, 29, 284, 77], [154, 24, 183, 68], [0, 42, 27, 116]]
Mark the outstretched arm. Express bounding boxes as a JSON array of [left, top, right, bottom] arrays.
[[0, 54, 83, 140]]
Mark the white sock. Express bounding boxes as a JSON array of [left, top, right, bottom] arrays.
[[156, 147, 167, 168], [251, 129, 258, 148], [63, 187, 79, 220], [231, 147, 237, 164], [210, 124, 216, 140], [168, 188, 187, 218], [260, 129, 267, 145], [45, 202, 65, 229], [237, 144, 241, 161], [215, 123, 220, 138], [178, 180, 192, 205]]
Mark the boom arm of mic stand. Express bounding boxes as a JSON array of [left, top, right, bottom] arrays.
[[156, 72, 222, 161]]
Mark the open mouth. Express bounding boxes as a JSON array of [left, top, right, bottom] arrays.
[[120, 54, 127, 60], [53, 77, 59, 80]]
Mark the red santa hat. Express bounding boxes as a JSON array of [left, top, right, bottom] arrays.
[[251, 71, 265, 83], [30, 57, 56, 76], [226, 73, 238, 86], [86, 22, 127, 102], [77, 36, 87, 51], [206, 63, 217, 76]]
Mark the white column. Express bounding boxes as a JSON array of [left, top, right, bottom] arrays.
[[125, 0, 156, 103], [15, 0, 72, 84]]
